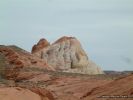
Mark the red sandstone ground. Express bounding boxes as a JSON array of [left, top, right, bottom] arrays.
[[83, 73, 133, 100], [1, 73, 132, 100]]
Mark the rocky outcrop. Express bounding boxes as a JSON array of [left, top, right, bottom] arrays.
[[0, 45, 54, 80], [30, 87, 54, 100], [32, 38, 50, 53], [32, 36, 103, 74]]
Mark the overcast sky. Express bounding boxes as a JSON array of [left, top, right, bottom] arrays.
[[0, 0, 133, 71]]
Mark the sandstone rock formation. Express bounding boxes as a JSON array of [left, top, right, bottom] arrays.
[[32, 38, 50, 53], [0, 45, 54, 80], [0, 87, 54, 100], [0, 37, 133, 100], [83, 73, 133, 100], [32, 36, 104, 74]]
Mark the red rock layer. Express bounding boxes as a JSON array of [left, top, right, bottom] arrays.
[[83, 74, 133, 100], [0, 46, 54, 80], [32, 38, 50, 53]]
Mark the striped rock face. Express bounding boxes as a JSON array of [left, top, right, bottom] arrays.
[[0, 45, 55, 80], [32, 36, 104, 75]]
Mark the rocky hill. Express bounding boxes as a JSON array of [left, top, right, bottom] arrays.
[[32, 36, 103, 74], [0, 45, 54, 80], [0, 37, 132, 100]]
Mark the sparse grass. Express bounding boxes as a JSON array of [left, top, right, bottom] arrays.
[[21, 67, 121, 80]]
